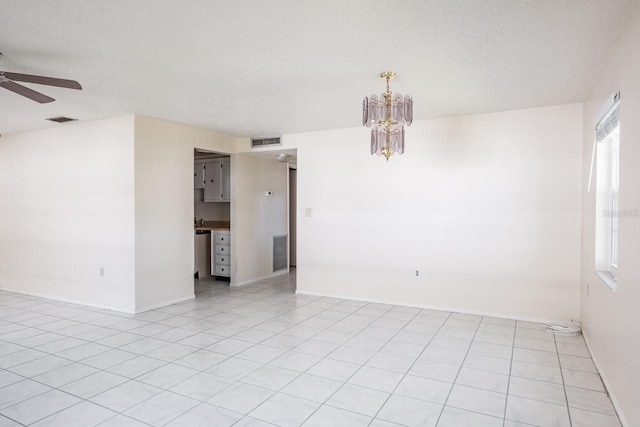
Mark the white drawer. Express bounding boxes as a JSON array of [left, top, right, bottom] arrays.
[[214, 244, 230, 255], [215, 254, 230, 265], [214, 234, 230, 244], [214, 264, 230, 276]]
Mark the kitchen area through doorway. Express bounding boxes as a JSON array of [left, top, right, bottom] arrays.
[[193, 147, 298, 294], [193, 149, 231, 286]]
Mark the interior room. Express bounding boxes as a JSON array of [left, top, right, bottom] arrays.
[[0, 1, 638, 426]]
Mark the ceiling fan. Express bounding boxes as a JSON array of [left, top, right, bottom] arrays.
[[0, 52, 82, 104]]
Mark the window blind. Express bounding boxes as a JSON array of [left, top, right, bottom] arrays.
[[595, 91, 621, 142], [587, 91, 621, 192], [596, 104, 620, 142]]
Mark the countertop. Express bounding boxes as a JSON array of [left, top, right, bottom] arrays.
[[195, 220, 230, 231]]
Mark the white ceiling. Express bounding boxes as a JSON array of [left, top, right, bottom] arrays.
[[0, 0, 634, 137]]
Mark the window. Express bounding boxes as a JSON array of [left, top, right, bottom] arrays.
[[610, 129, 619, 274], [593, 93, 620, 291]]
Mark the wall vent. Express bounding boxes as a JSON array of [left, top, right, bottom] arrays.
[[251, 136, 281, 148], [273, 235, 288, 272], [46, 116, 77, 123]]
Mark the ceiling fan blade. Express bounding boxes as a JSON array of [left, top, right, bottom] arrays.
[[0, 80, 55, 103], [1, 71, 82, 90]]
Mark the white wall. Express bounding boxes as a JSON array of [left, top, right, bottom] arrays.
[[0, 114, 239, 313], [0, 116, 136, 312], [280, 104, 583, 321], [133, 116, 237, 311], [232, 154, 288, 286], [194, 195, 230, 221], [580, 2, 640, 425]]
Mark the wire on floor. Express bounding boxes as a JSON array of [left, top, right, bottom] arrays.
[[544, 322, 582, 336]]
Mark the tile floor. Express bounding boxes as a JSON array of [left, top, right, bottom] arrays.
[[0, 271, 622, 426]]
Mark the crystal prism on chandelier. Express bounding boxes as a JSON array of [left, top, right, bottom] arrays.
[[363, 71, 413, 160]]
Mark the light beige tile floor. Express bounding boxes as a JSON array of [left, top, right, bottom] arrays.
[[0, 270, 621, 426]]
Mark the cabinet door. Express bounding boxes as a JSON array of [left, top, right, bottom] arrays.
[[221, 159, 231, 201], [194, 163, 205, 189], [203, 161, 222, 202]]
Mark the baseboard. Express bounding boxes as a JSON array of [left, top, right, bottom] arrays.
[[0, 286, 136, 314], [294, 289, 569, 325], [582, 332, 628, 426], [134, 294, 195, 314], [232, 269, 290, 287]]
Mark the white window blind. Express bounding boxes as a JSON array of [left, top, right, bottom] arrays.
[[588, 91, 621, 192], [595, 95, 620, 142]]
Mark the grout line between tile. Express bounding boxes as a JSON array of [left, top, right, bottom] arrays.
[[555, 333, 574, 427]]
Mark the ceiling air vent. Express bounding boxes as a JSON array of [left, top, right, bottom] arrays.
[[46, 116, 77, 123], [251, 136, 281, 148]]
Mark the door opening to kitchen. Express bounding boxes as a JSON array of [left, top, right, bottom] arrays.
[[194, 148, 231, 292], [284, 153, 297, 294], [289, 166, 297, 269]]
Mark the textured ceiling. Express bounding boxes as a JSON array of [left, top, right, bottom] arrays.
[[0, 0, 634, 137]]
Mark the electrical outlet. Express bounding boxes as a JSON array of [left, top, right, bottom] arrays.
[[100, 267, 105, 277]]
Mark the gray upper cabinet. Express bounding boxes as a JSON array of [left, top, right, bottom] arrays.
[[221, 159, 230, 202], [194, 162, 205, 189], [204, 159, 230, 202]]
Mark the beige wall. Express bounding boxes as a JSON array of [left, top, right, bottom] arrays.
[[0, 114, 239, 313], [580, 2, 640, 425], [133, 115, 237, 311], [283, 104, 583, 322], [0, 116, 137, 311], [194, 195, 230, 221], [232, 153, 289, 286]]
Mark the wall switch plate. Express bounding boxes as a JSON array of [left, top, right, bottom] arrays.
[[100, 267, 105, 277], [305, 208, 313, 217]]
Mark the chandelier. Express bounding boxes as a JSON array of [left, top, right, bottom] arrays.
[[363, 71, 413, 160]]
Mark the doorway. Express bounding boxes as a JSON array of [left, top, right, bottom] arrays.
[[289, 167, 297, 268], [193, 149, 231, 294]]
